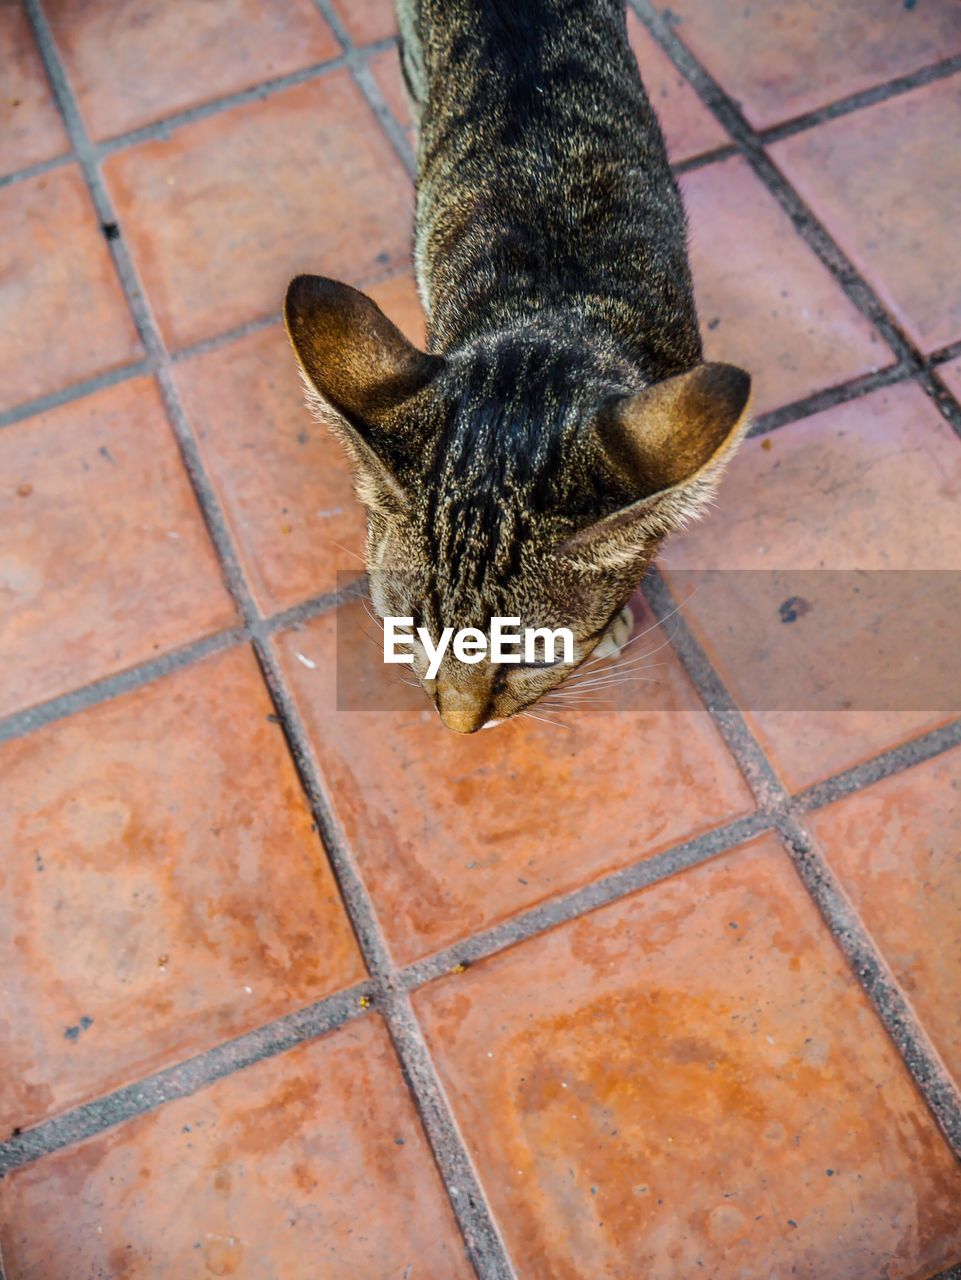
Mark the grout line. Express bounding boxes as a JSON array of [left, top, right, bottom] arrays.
[[0, 581, 363, 749], [759, 53, 961, 144], [311, 0, 417, 178], [641, 569, 785, 809], [747, 361, 912, 436], [931, 339, 961, 369], [1, 31, 956, 196], [310, 0, 351, 50], [249, 635, 517, 1278], [670, 142, 736, 175], [351, 53, 417, 178], [0, 359, 152, 430], [10, 2, 961, 1269], [0, 628, 246, 745], [776, 811, 961, 1156], [0, 688, 957, 1179], [795, 717, 961, 812], [642, 568, 961, 1161], [0, 984, 371, 1177], [22, 0, 259, 627], [263, 576, 369, 634], [92, 42, 392, 156], [627, 0, 961, 442], [170, 310, 284, 363], [400, 811, 771, 989], [0, 150, 73, 190], [24, 6, 512, 1272]]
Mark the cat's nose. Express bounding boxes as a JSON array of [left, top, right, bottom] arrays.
[[436, 684, 487, 734]]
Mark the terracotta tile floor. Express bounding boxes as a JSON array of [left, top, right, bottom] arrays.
[[1, 5, 959, 1279]]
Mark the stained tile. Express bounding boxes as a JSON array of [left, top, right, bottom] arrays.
[[0, 4, 69, 176], [809, 748, 961, 1091], [659, 0, 961, 129], [330, 0, 397, 45], [47, 0, 338, 140], [174, 274, 423, 613], [0, 167, 143, 411], [771, 77, 961, 353], [0, 647, 363, 1131], [0, 377, 235, 719], [104, 75, 413, 350], [0, 1018, 471, 1279], [660, 382, 961, 789], [275, 594, 751, 964], [626, 11, 728, 163], [415, 837, 961, 1279], [681, 156, 891, 415]]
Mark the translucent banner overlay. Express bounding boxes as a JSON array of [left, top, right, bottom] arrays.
[[332, 570, 961, 714]]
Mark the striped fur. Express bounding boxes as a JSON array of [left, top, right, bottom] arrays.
[[285, 0, 751, 731]]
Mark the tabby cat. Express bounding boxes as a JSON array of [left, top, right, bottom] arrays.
[[285, 0, 751, 732]]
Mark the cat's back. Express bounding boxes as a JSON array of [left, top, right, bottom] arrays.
[[402, 0, 700, 377]]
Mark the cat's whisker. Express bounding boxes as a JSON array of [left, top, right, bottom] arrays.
[[567, 662, 666, 689], [568, 660, 665, 691], [566, 675, 664, 692], [576, 588, 698, 675], [360, 598, 384, 630], [325, 537, 367, 568], [573, 628, 678, 680], [520, 708, 570, 730], [542, 701, 609, 711]]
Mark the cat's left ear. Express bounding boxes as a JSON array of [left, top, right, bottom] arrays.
[[285, 275, 442, 426], [285, 274, 443, 506], [561, 362, 751, 570]]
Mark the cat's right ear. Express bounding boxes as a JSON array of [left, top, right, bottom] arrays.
[[285, 275, 443, 506]]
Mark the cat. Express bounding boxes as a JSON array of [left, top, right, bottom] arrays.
[[285, 0, 751, 733]]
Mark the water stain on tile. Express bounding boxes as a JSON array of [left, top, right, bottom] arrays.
[[0, 647, 362, 1131], [415, 837, 961, 1278], [0, 1020, 472, 1279]]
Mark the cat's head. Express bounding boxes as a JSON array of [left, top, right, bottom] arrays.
[[286, 275, 750, 732]]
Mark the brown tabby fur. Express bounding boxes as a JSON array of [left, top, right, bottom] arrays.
[[285, 0, 751, 732]]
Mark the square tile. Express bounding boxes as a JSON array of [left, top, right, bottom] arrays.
[[330, 0, 397, 45], [0, 377, 235, 719], [810, 748, 961, 1093], [275, 594, 752, 964], [174, 274, 423, 614], [0, 1018, 472, 1279], [626, 11, 728, 163], [771, 77, 961, 354], [660, 382, 961, 789], [0, 646, 363, 1132], [0, 4, 69, 176], [659, 0, 961, 129], [0, 167, 143, 411], [104, 75, 414, 350], [48, 0, 339, 140], [682, 156, 891, 415], [414, 836, 961, 1279]]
